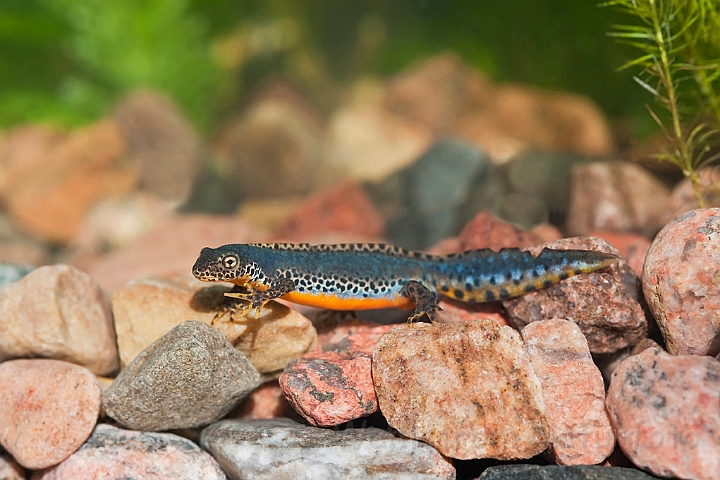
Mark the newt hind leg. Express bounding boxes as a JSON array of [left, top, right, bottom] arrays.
[[403, 280, 442, 323]]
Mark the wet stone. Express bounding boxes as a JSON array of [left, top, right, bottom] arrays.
[[200, 418, 455, 480], [103, 320, 260, 431], [372, 320, 549, 460]]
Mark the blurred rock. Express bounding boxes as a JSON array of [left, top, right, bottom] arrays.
[[231, 381, 293, 419], [0, 264, 118, 375], [0, 213, 48, 265], [201, 418, 455, 480], [478, 465, 657, 479], [643, 208, 720, 356], [272, 182, 385, 242], [103, 321, 260, 431], [76, 213, 259, 290], [436, 298, 509, 326], [0, 359, 101, 470], [606, 348, 720, 480], [33, 424, 225, 480], [664, 167, 720, 224], [0, 121, 138, 244], [370, 139, 493, 250], [0, 262, 34, 288], [503, 237, 648, 354], [567, 162, 671, 238], [280, 324, 393, 426], [373, 320, 548, 460], [588, 230, 651, 278], [113, 91, 205, 202], [458, 211, 544, 251], [521, 319, 614, 465], [326, 79, 433, 182], [214, 81, 329, 198], [530, 223, 564, 243], [0, 454, 24, 480], [236, 196, 301, 234]]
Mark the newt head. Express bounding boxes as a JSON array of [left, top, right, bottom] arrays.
[[192, 245, 262, 287]]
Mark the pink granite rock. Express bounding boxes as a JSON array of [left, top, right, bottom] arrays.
[[503, 236, 648, 354], [372, 320, 549, 460], [280, 324, 394, 426], [643, 208, 720, 356], [0, 264, 118, 375], [32, 424, 225, 480], [458, 211, 544, 251], [606, 348, 720, 480], [588, 230, 651, 278], [663, 168, 720, 224], [521, 319, 615, 465], [0, 359, 101, 469]]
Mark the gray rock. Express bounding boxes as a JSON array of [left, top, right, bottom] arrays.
[[0, 263, 34, 288], [32, 424, 226, 480], [477, 465, 657, 479], [200, 418, 455, 480], [103, 320, 260, 431]]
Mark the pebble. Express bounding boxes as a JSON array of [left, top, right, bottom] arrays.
[[0, 264, 118, 375], [477, 464, 658, 479], [587, 230, 651, 278], [372, 320, 549, 460], [113, 91, 205, 203], [521, 319, 615, 465], [33, 424, 226, 480], [0, 359, 101, 470], [606, 348, 720, 480], [77, 213, 259, 290], [458, 211, 544, 251], [200, 418, 455, 480], [231, 381, 293, 419], [103, 320, 260, 431], [280, 324, 393, 426], [567, 162, 671, 238], [503, 236, 648, 354], [0, 454, 24, 480], [642, 208, 720, 356], [0, 262, 34, 288]]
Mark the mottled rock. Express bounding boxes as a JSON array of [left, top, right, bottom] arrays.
[[642, 208, 720, 356], [33, 424, 225, 480], [664, 167, 720, 224], [103, 320, 260, 431], [606, 348, 720, 480], [567, 162, 670, 238], [503, 237, 648, 354], [214, 81, 329, 198], [521, 319, 614, 465], [0, 262, 33, 288], [458, 211, 544, 251], [588, 230, 650, 278], [280, 324, 393, 426], [0, 454, 25, 480], [272, 182, 385, 242], [0, 264, 118, 375], [78, 214, 258, 290], [373, 320, 549, 460], [0, 120, 137, 243], [0, 359, 101, 469], [201, 418, 455, 480], [478, 464, 658, 479], [113, 90, 205, 202]]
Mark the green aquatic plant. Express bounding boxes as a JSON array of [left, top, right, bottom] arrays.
[[605, 0, 720, 206]]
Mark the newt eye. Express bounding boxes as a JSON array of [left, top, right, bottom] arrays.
[[222, 254, 239, 269]]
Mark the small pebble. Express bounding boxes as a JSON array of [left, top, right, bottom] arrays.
[[478, 464, 659, 479], [503, 236, 648, 354], [606, 348, 720, 480], [231, 381, 293, 419], [32, 424, 226, 480], [103, 320, 260, 431], [521, 319, 614, 465], [373, 320, 549, 460], [0, 264, 118, 375], [643, 208, 720, 356], [0, 359, 101, 470], [280, 324, 393, 426], [200, 418, 455, 480]]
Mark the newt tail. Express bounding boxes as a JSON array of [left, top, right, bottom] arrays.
[[192, 243, 619, 323]]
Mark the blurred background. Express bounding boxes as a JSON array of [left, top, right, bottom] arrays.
[[0, 0, 707, 289]]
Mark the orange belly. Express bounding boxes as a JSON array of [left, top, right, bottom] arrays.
[[281, 291, 415, 311]]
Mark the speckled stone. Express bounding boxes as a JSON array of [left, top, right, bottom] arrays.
[[280, 324, 393, 426], [103, 320, 260, 431], [200, 418, 455, 479], [0, 264, 118, 375], [503, 236, 648, 354], [606, 348, 720, 480], [373, 320, 549, 460], [521, 319, 614, 465], [477, 464, 658, 479], [0, 359, 101, 469], [642, 208, 720, 356], [32, 424, 225, 480]]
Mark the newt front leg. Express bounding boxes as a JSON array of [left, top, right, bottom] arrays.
[[215, 277, 296, 323]]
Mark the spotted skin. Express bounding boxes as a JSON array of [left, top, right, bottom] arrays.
[[192, 242, 620, 323]]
